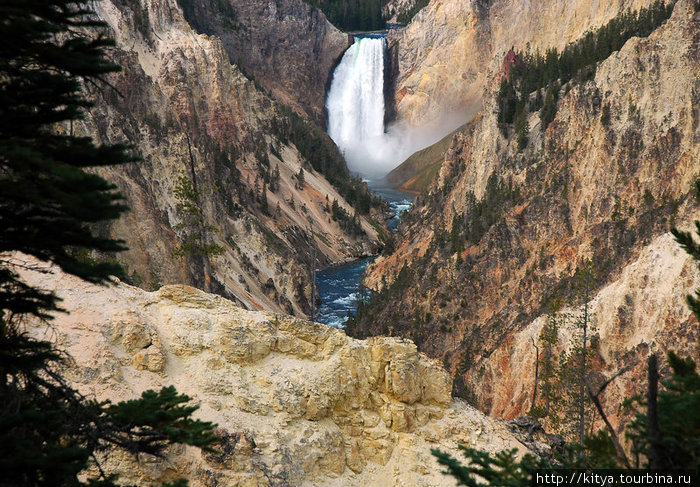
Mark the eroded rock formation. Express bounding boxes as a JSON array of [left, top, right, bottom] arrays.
[[20, 262, 525, 487], [175, 0, 350, 121], [361, 0, 700, 430], [388, 0, 662, 127], [79, 0, 385, 317]]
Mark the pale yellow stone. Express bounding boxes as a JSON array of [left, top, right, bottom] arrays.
[[20, 261, 525, 487]]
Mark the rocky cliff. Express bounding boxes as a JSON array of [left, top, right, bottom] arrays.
[[388, 0, 662, 127], [359, 0, 700, 430], [383, 0, 424, 23], [78, 0, 385, 317], [21, 261, 526, 487], [176, 0, 350, 122]]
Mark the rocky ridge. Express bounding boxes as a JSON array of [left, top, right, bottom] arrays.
[[20, 261, 526, 487], [383, 0, 423, 23], [361, 0, 700, 428], [175, 0, 350, 121], [387, 0, 662, 127], [79, 0, 385, 317]]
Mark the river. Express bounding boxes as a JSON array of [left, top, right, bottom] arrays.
[[316, 181, 413, 328], [317, 33, 415, 328]]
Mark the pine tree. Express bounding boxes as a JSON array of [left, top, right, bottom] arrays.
[[0, 0, 133, 317], [540, 83, 559, 131], [434, 178, 700, 482], [296, 166, 305, 190], [529, 300, 565, 429], [171, 173, 224, 266], [270, 163, 280, 192], [260, 181, 269, 215], [574, 261, 595, 445], [0, 2, 217, 485], [514, 108, 529, 151], [671, 180, 700, 320]]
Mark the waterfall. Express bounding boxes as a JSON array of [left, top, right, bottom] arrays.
[[326, 36, 387, 178], [326, 35, 469, 179]]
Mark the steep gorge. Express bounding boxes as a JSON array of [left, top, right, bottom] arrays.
[[359, 0, 700, 429], [387, 0, 666, 128], [13, 0, 700, 485], [175, 0, 350, 121], [79, 0, 387, 317]]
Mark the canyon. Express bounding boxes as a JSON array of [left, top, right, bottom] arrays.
[[5, 0, 700, 484], [386, 0, 666, 127], [79, 0, 387, 318], [360, 0, 700, 432]]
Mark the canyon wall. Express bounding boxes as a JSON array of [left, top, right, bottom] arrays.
[[79, 0, 385, 317], [176, 0, 350, 121], [388, 0, 660, 127], [361, 0, 700, 429], [22, 262, 526, 487], [383, 0, 424, 23]]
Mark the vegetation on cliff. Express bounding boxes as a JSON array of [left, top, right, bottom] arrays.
[[72, 0, 389, 315], [270, 106, 384, 215], [672, 182, 700, 322], [355, 0, 698, 440], [303, 0, 385, 31], [394, 0, 429, 24], [497, 0, 676, 135], [301, 0, 429, 30], [435, 352, 700, 481], [434, 183, 700, 480], [0, 1, 216, 485]]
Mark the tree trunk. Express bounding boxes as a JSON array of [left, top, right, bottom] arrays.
[[586, 380, 631, 469], [647, 353, 661, 469], [579, 282, 589, 445], [531, 336, 540, 410]]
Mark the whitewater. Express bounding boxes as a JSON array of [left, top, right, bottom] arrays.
[[326, 35, 467, 178], [320, 35, 426, 328]]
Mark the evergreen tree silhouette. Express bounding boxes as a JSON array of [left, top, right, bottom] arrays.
[[0, 2, 216, 486]]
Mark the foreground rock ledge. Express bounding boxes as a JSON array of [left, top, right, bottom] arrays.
[[22, 265, 523, 487]]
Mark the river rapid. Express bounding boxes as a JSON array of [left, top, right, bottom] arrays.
[[316, 181, 413, 328]]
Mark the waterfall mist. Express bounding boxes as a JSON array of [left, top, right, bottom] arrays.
[[326, 36, 469, 180]]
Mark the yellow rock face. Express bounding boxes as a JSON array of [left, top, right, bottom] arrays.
[[21, 261, 525, 487], [390, 0, 660, 127], [367, 1, 700, 434]]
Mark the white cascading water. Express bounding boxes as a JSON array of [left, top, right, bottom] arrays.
[[327, 35, 470, 179], [326, 36, 388, 178]]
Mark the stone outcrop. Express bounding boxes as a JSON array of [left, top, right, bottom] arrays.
[[361, 0, 700, 431], [21, 262, 525, 487], [388, 0, 662, 127], [176, 0, 350, 121], [383, 0, 423, 23], [80, 0, 384, 317]]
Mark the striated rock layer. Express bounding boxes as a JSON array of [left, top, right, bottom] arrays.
[[79, 0, 384, 317], [21, 263, 525, 487], [362, 0, 700, 429], [388, 0, 661, 127], [176, 0, 350, 121]]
